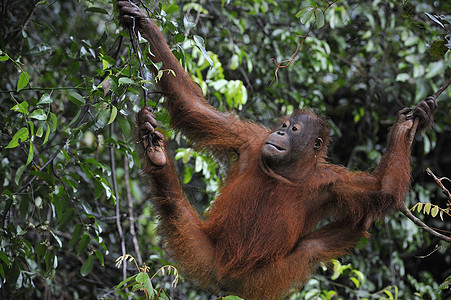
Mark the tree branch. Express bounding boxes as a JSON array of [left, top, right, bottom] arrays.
[[408, 77, 451, 144], [400, 205, 451, 243], [426, 168, 451, 201], [109, 120, 128, 290], [402, 77, 451, 243], [123, 134, 143, 265]]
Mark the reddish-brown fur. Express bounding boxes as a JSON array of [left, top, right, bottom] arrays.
[[118, 2, 436, 299]]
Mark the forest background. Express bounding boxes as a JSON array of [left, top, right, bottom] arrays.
[[1, 0, 450, 299]]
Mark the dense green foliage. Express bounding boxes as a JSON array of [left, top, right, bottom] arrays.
[[1, 0, 450, 299]]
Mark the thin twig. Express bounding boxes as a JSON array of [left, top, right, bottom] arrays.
[[109, 121, 128, 286], [128, 21, 149, 107], [123, 135, 143, 265], [426, 168, 451, 201], [408, 77, 451, 144]]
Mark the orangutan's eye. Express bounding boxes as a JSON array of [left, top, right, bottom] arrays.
[[292, 123, 302, 133]]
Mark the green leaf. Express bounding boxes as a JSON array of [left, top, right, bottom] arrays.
[[62, 149, 70, 164], [58, 208, 75, 229], [115, 274, 138, 291], [26, 142, 33, 165], [396, 73, 410, 82], [136, 272, 148, 283], [0, 264, 4, 280], [107, 106, 117, 125], [6, 127, 29, 148], [350, 276, 360, 288], [383, 290, 394, 298], [95, 250, 104, 267], [165, 4, 180, 14], [183, 17, 196, 30], [315, 9, 325, 29], [51, 113, 57, 132], [195, 156, 202, 172], [193, 35, 214, 66], [429, 40, 448, 61], [21, 239, 34, 257], [17, 71, 29, 92], [28, 120, 34, 136], [425, 12, 445, 29], [295, 7, 311, 19], [36, 241, 46, 260], [42, 123, 50, 145], [30, 108, 47, 120], [331, 260, 341, 280], [102, 58, 109, 70], [9, 260, 22, 287], [69, 223, 83, 249], [15, 165, 27, 185], [136, 272, 154, 296], [38, 93, 53, 104], [183, 166, 193, 184], [117, 115, 131, 137], [80, 255, 94, 277], [300, 7, 314, 24], [11, 101, 29, 115], [416, 203, 423, 213], [439, 274, 451, 291], [85, 7, 108, 14], [49, 230, 63, 248], [230, 54, 239, 70], [90, 109, 109, 131], [30, 170, 55, 186], [97, 176, 113, 200], [118, 77, 134, 85], [431, 205, 439, 217], [175, 33, 185, 43], [0, 251, 11, 267], [0, 51, 10, 61], [2, 189, 13, 200], [68, 91, 86, 105], [36, 127, 43, 138], [77, 233, 90, 255], [62, 177, 78, 192]]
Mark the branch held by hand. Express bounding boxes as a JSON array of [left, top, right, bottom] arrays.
[[403, 76, 451, 243]]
